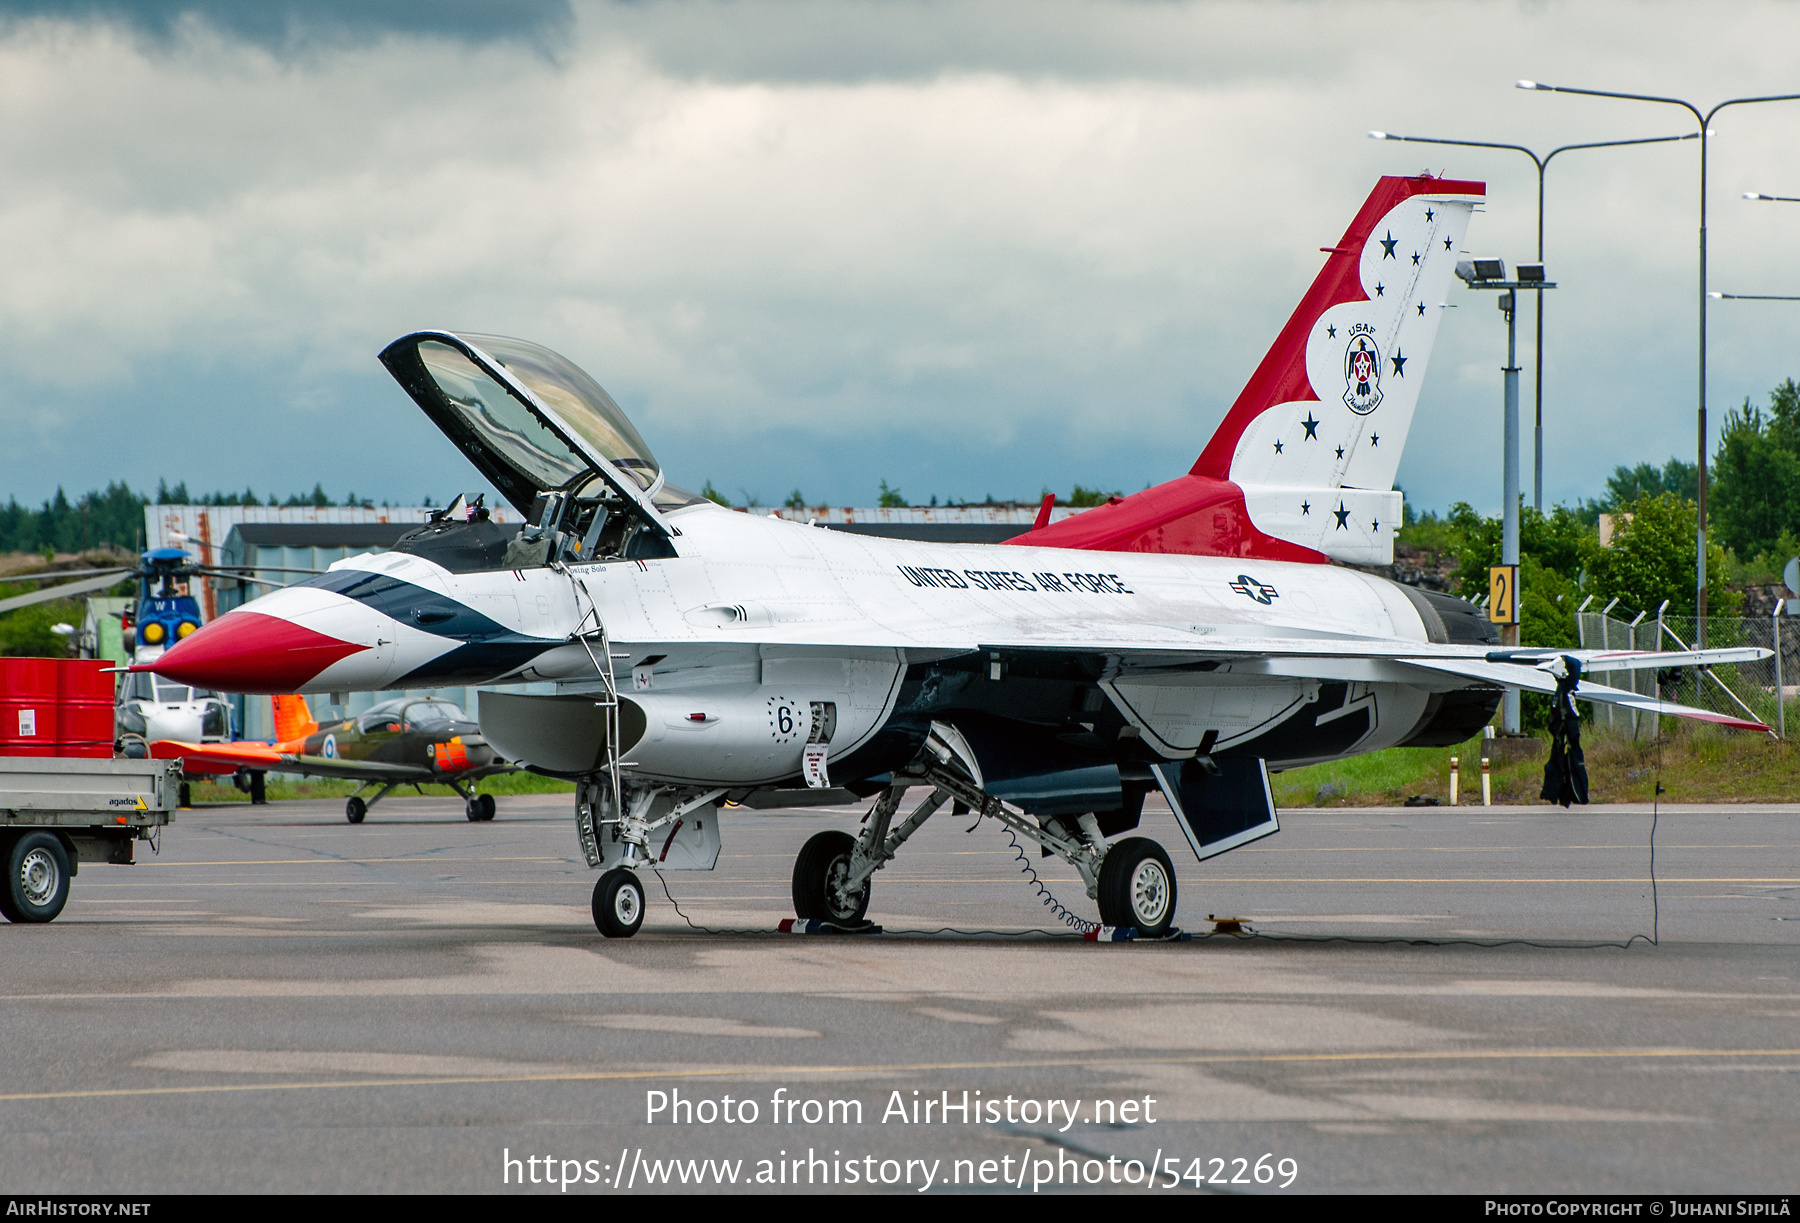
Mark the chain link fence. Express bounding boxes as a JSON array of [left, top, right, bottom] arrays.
[[1576, 603, 1792, 737]]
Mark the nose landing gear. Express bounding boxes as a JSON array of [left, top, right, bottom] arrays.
[[592, 867, 645, 937]]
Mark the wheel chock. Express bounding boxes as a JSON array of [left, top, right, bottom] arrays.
[[777, 918, 883, 935]]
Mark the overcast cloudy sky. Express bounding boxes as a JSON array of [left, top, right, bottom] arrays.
[[1, 0, 1797, 515]]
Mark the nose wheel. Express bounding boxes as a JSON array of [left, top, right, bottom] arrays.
[[593, 867, 645, 938]]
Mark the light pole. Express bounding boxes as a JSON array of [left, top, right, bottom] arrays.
[[1520, 82, 1800, 645], [1369, 130, 1695, 512], [1457, 258, 1557, 734]]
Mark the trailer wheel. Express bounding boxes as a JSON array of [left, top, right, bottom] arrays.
[[346, 796, 367, 824], [3, 831, 72, 924]]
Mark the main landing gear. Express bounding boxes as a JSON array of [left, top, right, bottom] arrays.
[[342, 784, 495, 823], [345, 782, 400, 823], [788, 725, 1179, 937]]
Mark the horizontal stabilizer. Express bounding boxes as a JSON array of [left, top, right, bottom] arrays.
[[1399, 656, 1771, 732]]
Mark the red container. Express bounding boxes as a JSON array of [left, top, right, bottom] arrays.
[[56, 659, 115, 758], [0, 657, 61, 757], [0, 657, 115, 757]]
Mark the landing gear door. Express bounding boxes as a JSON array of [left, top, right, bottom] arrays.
[[1150, 758, 1279, 863]]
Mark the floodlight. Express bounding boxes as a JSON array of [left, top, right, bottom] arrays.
[[1516, 263, 1545, 282], [1456, 257, 1506, 283]]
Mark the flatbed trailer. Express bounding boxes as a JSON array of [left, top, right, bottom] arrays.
[[0, 757, 179, 922]]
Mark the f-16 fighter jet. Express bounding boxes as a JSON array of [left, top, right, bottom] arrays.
[[137, 175, 1768, 938]]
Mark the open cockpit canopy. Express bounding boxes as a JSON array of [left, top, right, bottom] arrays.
[[379, 331, 674, 516], [380, 331, 709, 571]]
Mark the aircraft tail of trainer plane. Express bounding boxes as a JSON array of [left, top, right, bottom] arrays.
[[271, 694, 318, 745], [1014, 173, 1484, 564]]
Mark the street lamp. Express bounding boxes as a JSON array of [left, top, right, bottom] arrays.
[[1369, 129, 1695, 512], [1745, 192, 1800, 202], [1711, 292, 1800, 302], [1455, 256, 1557, 734], [1520, 80, 1800, 644]]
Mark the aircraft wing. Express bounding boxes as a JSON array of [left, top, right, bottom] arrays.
[[151, 740, 286, 775], [151, 740, 434, 783], [990, 637, 1771, 733], [270, 755, 434, 783]]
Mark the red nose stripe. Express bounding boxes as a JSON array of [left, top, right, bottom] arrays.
[[135, 612, 369, 694]]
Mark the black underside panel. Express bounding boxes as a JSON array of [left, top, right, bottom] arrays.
[[1150, 757, 1280, 863]]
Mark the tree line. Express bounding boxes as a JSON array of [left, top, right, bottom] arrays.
[[0, 481, 405, 555]]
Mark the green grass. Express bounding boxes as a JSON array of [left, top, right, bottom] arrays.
[[187, 769, 576, 805], [1272, 723, 1800, 807]]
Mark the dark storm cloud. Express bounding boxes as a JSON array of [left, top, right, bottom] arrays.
[[580, 0, 1330, 86], [0, 0, 571, 49]]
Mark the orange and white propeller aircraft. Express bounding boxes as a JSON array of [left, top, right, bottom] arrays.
[[139, 174, 1768, 938], [153, 693, 512, 823]]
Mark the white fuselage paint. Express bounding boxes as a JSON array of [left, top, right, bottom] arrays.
[[234, 501, 1459, 787]]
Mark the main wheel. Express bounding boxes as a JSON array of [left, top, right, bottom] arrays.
[[593, 868, 645, 938], [477, 794, 497, 821], [345, 796, 366, 824], [178, 782, 191, 809], [464, 796, 481, 822], [1096, 836, 1176, 936], [791, 830, 870, 925], [3, 831, 72, 924]]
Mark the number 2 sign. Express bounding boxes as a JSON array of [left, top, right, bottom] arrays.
[[1488, 565, 1519, 625]]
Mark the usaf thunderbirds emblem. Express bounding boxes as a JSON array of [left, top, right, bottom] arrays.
[[1229, 574, 1279, 604], [1343, 323, 1382, 415]]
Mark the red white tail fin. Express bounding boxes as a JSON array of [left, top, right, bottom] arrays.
[[1014, 174, 1484, 564], [271, 694, 317, 746]]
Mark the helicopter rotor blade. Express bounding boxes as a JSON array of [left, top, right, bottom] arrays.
[[0, 566, 133, 582], [199, 565, 326, 575], [0, 572, 136, 615], [194, 569, 290, 589]]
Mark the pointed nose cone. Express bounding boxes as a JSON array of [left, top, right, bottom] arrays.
[[135, 611, 369, 694]]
